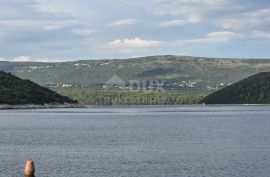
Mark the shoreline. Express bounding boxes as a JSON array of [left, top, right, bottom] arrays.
[[0, 103, 85, 110], [0, 104, 269, 110]]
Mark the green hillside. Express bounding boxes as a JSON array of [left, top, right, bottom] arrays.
[[1, 55, 270, 92], [57, 88, 209, 105], [200, 72, 270, 104], [0, 71, 76, 105]]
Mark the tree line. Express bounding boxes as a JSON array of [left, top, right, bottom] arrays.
[[57, 88, 209, 105]]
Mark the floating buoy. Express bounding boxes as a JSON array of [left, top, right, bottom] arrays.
[[24, 159, 35, 177]]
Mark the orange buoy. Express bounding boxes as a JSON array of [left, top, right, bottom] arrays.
[[24, 159, 35, 177]]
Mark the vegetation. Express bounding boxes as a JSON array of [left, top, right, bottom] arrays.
[[0, 71, 76, 105], [1, 55, 270, 92], [2, 55, 270, 105], [57, 88, 209, 105], [200, 72, 270, 104]]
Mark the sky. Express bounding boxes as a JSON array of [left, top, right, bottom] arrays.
[[0, 0, 270, 62]]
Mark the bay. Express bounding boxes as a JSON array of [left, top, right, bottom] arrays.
[[0, 106, 270, 177]]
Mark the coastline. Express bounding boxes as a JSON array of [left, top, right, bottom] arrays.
[[0, 103, 85, 110], [0, 104, 269, 110]]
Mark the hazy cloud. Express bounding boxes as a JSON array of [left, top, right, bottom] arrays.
[[13, 56, 31, 62], [72, 29, 97, 38], [107, 19, 138, 27], [254, 31, 270, 39], [0, 0, 269, 60], [217, 9, 270, 31], [0, 19, 77, 31], [13, 56, 66, 62], [159, 17, 200, 27], [177, 31, 238, 45], [33, 0, 75, 16], [153, 0, 231, 18]]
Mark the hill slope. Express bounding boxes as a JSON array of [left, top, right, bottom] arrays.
[[1, 55, 270, 91], [200, 72, 270, 104], [0, 71, 76, 105]]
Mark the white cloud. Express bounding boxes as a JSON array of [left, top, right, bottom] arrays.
[[33, 58, 66, 62], [206, 31, 236, 39], [12, 56, 66, 62], [13, 56, 31, 62], [177, 31, 237, 45], [108, 37, 161, 48], [92, 37, 162, 55], [0, 57, 5, 61], [107, 19, 138, 27], [159, 17, 201, 27], [159, 20, 187, 27], [217, 9, 270, 30]]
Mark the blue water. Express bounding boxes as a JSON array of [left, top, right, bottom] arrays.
[[0, 106, 270, 177]]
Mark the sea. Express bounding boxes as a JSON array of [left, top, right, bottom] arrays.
[[0, 106, 270, 177]]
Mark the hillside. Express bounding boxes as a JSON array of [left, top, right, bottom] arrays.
[[0, 71, 76, 105], [200, 72, 270, 104], [1, 55, 270, 92], [57, 88, 209, 105]]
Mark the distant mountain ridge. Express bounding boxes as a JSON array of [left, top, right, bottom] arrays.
[[1, 55, 270, 91], [0, 71, 76, 105], [200, 72, 270, 104]]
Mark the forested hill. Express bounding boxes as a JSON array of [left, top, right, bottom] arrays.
[[1, 55, 270, 91], [0, 71, 76, 105], [200, 72, 270, 104]]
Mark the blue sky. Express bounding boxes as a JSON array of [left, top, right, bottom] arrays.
[[0, 0, 270, 61]]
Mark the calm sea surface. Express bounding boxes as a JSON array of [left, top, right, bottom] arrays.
[[1, 106, 270, 177]]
